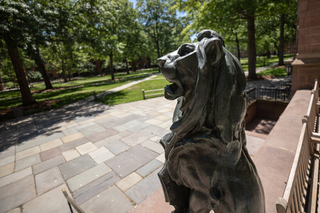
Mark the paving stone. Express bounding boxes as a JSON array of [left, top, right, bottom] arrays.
[[35, 167, 64, 195], [93, 139, 111, 148], [158, 108, 172, 113], [104, 134, 122, 143], [15, 154, 41, 172], [80, 185, 133, 213], [136, 159, 163, 177], [75, 122, 96, 130], [154, 115, 171, 121], [143, 125, 171, 137], [16, 146, 40, 161], [0, 155, 15, 167], [65, 123, 79, 129], [62, 149, 80, 161], [79, 119, 95, 124], [105, 145, 158, 177], [93, 152, 115, 164], [86, 129, 119, 142], [59, 154, 96, 180], [58, 137, 89, 152], [61, 132, 85, 143], [105, 140, 129, 155], [40, 147, 61, 161], [136, 115, 154, 122], [121, 130, 154, 147], [67, 163, 112, 192], [0, 175, 36, 213], [116, 172, 142, 192], [76, 142, 98, 155], [113, 120, 147, 132], [33, 155, 65, 175], [0, 162, 14, 178], [94, 114, 110, 120], [22, 184, 74, 213], [0, 146, 15, 160], [17, 132, 65, 152], [112, 111, 131, 118], [141, 140, 164, 154], [88, 147, 109, 159], [125, 168, 162, 205], [77, 124, 105, 136], [0, 167, 32, 188], [98, 120, 120, 129], [156, 153, 165, 163], [75, 172, 120, 205], [62, 127, 78, 136], [114, 114, 140, 125], [40, 139, 63, 152], [158, 120, 172, 129], [7, 208, 21, 213], [118, 130, 133, 138], [128, 122, 151, 132], [145, 119, 163, 125], [150, 136, 161, 142]]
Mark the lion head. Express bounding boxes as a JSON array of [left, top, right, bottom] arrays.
[[158, 29, 247, 151]]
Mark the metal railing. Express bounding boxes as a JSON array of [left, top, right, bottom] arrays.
[[276, 80, 319, 213], [247, 86, 291, 103]]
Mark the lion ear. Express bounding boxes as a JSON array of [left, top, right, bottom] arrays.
[[204, 38, 224, 66]]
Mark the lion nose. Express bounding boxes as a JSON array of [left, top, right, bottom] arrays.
[[157, 59, 166, 67]]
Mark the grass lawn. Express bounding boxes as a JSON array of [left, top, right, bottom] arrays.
[[240, 54, 294, 71], [0, 69, 159, 121], [0, 68, 159, 100], [96, 76, 168, 106], [256, 67, 288, 77]]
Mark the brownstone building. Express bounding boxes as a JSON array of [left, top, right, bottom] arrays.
[[291, 0, 320, 96]]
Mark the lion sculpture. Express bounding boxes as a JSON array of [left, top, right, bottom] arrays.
[[157, 29, 265, 213]]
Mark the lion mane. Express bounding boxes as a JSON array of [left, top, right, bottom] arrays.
[[157, 30, 265, 213]]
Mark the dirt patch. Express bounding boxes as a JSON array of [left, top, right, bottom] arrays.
[[0, 100, 59, 116]]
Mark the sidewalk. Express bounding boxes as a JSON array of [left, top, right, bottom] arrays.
[[0, 70, 290, 213]]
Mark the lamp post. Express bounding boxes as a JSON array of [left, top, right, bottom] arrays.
[[286, 63, 292, 76]]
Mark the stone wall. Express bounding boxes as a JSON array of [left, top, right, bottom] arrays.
[[291, 0, 320, 96], [245, 100, 288, 126]]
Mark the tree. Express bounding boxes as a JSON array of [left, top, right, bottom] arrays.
[[0, 0, 43, 105], [174, 0, 271, 79], [137, 0, 183, 67]]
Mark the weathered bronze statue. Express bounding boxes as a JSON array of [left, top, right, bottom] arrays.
[[157, 29, 265, 213]]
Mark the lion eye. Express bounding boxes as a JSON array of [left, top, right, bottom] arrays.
[[178, 45, 195, 56]]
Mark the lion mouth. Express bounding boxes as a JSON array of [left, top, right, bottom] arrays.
[[165, 81, 184, 100]]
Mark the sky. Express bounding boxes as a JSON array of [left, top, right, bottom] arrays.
[[128, 0, 137, 8]]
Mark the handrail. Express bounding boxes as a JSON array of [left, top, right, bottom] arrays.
[[276, 79, 319, 213]]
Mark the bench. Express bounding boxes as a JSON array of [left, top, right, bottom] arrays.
[[142, 88, 164, 100], [276, 80, 319, 213]]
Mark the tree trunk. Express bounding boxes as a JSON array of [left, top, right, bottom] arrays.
[[247, 14, 257, 79], [156, 40, 161, 72], [278, 14, 285, 65], [125, 58, 129, 75], [62, 60, 67, 83], [235, 33, 241, 60], [0, 73, 4, 91], [274, 42, 279, 57], [110, 51, 115, 81], [68, 70, 71, 81], [37, 63, 53, 89], [5, 38, 36, 105], [132, 60, 136, 71]]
